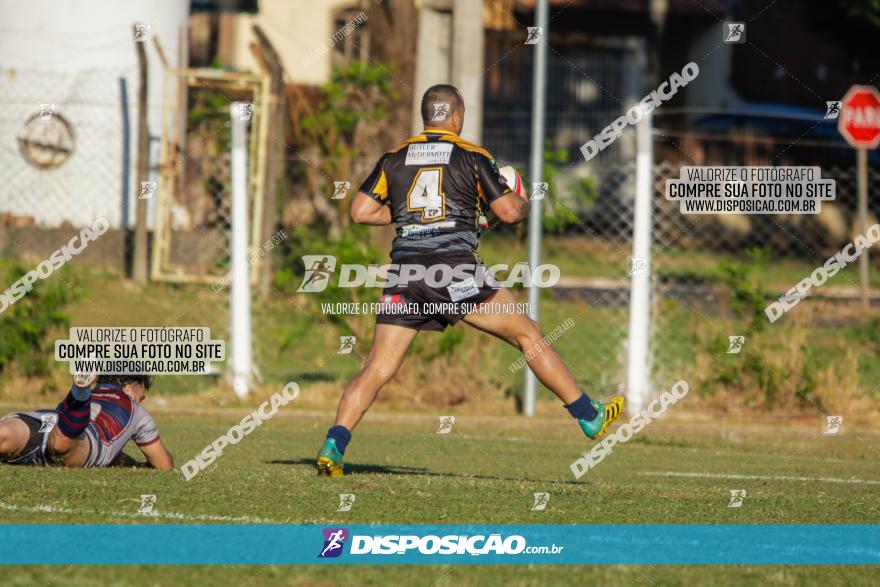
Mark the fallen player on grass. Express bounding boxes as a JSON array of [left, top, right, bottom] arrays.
[[0, 373, 173, 470]]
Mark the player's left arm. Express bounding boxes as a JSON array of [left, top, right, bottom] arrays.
[[131, 407, 173, 471], [351, 154, 393, 225], [476, 153, 529, 224]]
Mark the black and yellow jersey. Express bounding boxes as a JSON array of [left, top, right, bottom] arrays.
[[358, 129, 512, 260]]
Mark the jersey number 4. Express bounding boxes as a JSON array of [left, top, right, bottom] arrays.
[[406, 167, 446, 222]]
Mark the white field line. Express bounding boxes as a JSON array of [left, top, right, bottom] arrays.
[[0, 501, 277, 523], [641, 471, 880, 485], [437, 434, 874, 466]]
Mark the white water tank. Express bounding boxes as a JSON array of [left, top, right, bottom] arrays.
[[0, 0, 189, 229]]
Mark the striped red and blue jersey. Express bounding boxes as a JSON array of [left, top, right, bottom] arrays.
[[82, 383, 160, 467]]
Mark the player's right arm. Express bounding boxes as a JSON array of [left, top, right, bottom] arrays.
[[490, 191, 530, 224], [138, 438, 174, 471], [352, 154, 393, 225], [350, 192, 392, 225]]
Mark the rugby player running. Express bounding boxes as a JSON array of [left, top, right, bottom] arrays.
[[316, 84, 624, 477]]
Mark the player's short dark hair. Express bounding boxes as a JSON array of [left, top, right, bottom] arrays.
[[420, 84, 464, 124], [96, 374, 152, 390]]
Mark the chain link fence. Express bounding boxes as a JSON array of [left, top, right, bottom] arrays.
[[536, 139, 879, 410], [0, 67, 126, 229], [0, 67, 137, 272]]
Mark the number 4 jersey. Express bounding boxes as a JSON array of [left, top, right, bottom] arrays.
[[359, 130, 513, 261]]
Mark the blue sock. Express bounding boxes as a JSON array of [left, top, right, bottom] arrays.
[[565, 393, 598, 421], [326, 425, 352, 454]]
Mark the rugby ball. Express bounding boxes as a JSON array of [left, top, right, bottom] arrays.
[[499, 165, 524, 197]]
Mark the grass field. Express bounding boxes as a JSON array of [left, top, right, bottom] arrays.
[[1, 402, 877, 585], [2, 240, 878, 585]]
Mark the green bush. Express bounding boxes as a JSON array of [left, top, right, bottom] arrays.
[[541, 145, 598, 234], [715, 247, 773, 332], [0, 261, 79, 377]]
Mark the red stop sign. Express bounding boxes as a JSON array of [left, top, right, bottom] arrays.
[[839, 85, 880, 149]]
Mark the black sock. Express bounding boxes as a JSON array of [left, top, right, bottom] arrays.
[[565, 393, 598, 421], [326, 425, 352, 454]]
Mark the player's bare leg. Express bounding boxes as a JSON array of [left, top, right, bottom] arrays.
[[46, 425, 91, 466], [334, 324, 419, 430], [461, 288, 582, 402], [462, 288, 623, 439], [317, 323, 418, 476], [0, 418, 31, 460]]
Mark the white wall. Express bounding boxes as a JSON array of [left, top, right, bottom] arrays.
[[231, 0, 357, 85], [0, 0, 189, 228]]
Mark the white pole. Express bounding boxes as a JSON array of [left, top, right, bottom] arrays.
[[523, 0, 549, 418], [857, 148, 869, 310], [229, 102, 252, 398], [626, 109, 654, 415]]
